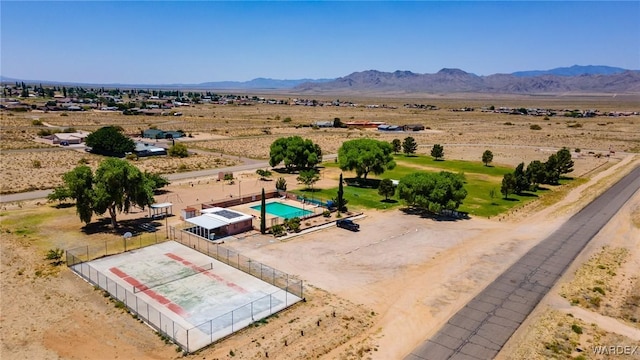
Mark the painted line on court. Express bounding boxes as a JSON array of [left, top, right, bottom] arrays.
[[109, 266, 188, 316], [164, 252, 248, 294]]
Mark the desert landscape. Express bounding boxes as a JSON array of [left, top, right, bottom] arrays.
[[1, 92, 639, 360]]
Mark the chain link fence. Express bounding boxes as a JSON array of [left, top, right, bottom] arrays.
[[171, 228, 304, 299], [69, 258, 298, 353], [66, 224, 304, 353], [68, 260, 191, 350], [66, 232, 166, 266]]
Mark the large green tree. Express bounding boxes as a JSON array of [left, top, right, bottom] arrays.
[[391, 139, 401, 154], [397, 171, 467, 213], [86, 126, 135, 156], [402, 137, 418, 155], [269, 136, 322, 171], [501, 173, 516, 199], [482, 150, 494, 166], [60, 158, 159, 228], [144, 171, 170, 190], [338, 138, 396, 180], [513, 162, 531, 195], [63, 165, 95, 224], [334, 173, 347, 213], [92, 158, 156, 228], [260, 188, 266, 234], [555, 148, 574, 175], [297, 169, 320, 190], [544, 154, 561, 185], [525, 160, 546, 190], [378, 178, 396, 201], [431, 144, 444, 160]]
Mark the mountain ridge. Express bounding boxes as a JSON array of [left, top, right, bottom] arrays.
[[2, 65, 639, 93], [295, 66, 640, 94]]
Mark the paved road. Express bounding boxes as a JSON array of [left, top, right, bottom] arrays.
[[406, 164, 640, 360], [0, 154, 337, 203]]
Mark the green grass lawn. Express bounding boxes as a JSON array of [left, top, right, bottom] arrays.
[[394, 155, 514, 177], [294, 185, 402, 211], [310, 155, 567, 217]]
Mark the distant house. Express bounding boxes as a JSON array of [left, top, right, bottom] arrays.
[[45, 131, 91, 145], [403, 124, 425, 131], [142, 129, 184, 139], [133, 141, 167, 157], [314, 121, 334, 128], [345, 121, 386, 128], [143, 129, 164, 139], [140, 109, 163, 116], [378, 124, 402, 131]]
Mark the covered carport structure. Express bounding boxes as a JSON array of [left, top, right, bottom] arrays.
[[149, 202, 173, 219]]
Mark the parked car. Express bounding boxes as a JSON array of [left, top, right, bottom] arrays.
[[336, 219, 359, 231], [60, 141, 69, 146]]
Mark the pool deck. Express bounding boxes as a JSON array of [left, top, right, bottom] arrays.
[[231, 198, 323, 226]]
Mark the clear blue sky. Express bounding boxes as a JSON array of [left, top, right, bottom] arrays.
[[1, 1, 638, 84]]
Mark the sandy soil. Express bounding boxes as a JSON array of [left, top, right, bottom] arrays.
[[1, 96, 639, 359], [0, 155, 637, 360], [0, 149, 237, 195], [1, 153, 637, 360]]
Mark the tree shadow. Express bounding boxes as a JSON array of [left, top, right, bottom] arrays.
[[381, 199, 398, 204], [345, 177, 381, 189], [517, 192, 539, 198], [81, 216, 162, 235], [81, 218, 115, 235], [300, 188, 322, 193], [53, 202, 75, 209], [154, 189, 171, 195], [272, 167, 291, 174], [400, 207, 469, 222], [502, 197, 519, 202]]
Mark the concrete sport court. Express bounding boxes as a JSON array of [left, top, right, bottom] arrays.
[[72, 241, 302, 352]]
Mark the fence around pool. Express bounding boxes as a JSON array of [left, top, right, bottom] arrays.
[[66, 233, 303, 353]]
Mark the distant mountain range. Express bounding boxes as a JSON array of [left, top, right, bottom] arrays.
[[2, 65, 639, 93], [196, 77, 334, 89], [511, 65, 631, 77], [295, 66, 640, 94], [0, 76, 333, 90]]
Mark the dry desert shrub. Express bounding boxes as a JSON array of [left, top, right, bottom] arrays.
[[129, 154, 237, 174], [560, 247, 629, 312], [0, 138, 54, 150], [0, 151, 102, 194], [508, 309, 637, 360], [0, 149, 235, 194]]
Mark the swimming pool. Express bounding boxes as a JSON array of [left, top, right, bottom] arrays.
[[251, 202, 313, 219]]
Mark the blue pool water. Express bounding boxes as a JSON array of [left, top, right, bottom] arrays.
[[251, 202, 313, 219]]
